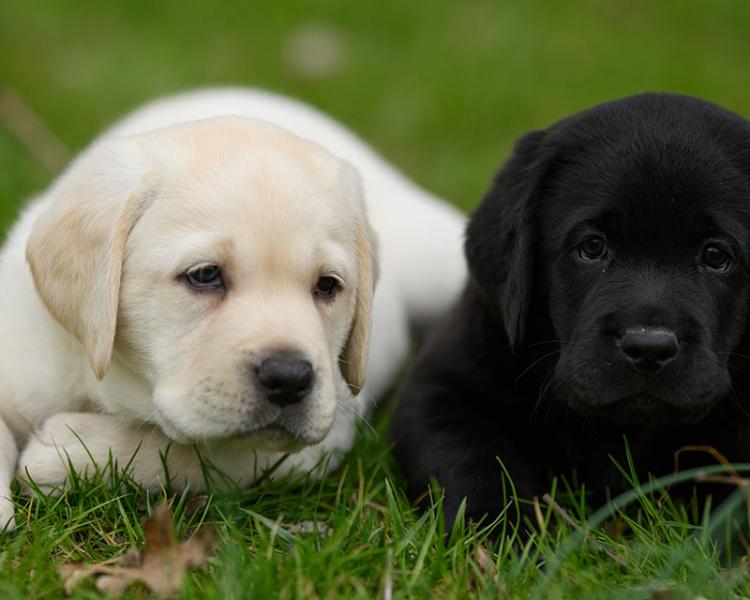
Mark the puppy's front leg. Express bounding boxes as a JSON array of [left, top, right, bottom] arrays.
[[18, 413, 207, 494], [395, 424, 541, 530], [0, 418, 19, 531], [391, 377, 544, 532]]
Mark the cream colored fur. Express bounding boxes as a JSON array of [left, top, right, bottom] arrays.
[[0, 88, 466, 531]]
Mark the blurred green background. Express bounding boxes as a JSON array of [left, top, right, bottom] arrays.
[[3, 0, 750, 237]]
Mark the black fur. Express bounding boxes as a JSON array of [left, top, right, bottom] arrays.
[[391, 93, 750, 528]]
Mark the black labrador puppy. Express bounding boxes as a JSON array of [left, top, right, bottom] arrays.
[[391, 93, 750, 528]]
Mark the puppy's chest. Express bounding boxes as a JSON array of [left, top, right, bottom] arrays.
[[538, 417, 748, 499], [547, 433, 664, 495]]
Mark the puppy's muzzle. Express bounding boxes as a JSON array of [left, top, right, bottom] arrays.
[[256, 354, 314, 407], [617, 326, 679, 375]]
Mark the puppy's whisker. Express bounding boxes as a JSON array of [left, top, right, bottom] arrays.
[[723, 380, 750, 420], [526, 339, 570, 348], [336, 395, 374, 429], [335, 398, 359, 417], [514, 350, 561, 385], [531, 368, 559, 418], [529, 339, 594, 418]]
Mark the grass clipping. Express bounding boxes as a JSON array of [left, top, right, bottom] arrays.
[[58, 503, 217, 598]]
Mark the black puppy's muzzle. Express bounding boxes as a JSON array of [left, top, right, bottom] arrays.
[[617, 326, 679, 375]]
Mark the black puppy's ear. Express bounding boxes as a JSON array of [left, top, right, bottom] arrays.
[[465, 129, 549, 349]]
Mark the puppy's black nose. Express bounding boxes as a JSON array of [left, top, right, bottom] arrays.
[[256, 356, 314, 407], [619, 327, 678, 374]]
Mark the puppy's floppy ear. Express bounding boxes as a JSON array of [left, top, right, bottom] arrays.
[[465, 129, 550, 349], [26, 139, 154, 380], [338, 164, 379, 395]]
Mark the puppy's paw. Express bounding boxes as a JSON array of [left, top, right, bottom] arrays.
[[0, 495, 17, 532], [18, 439, 70, 495], [17, 413, 113, 495]]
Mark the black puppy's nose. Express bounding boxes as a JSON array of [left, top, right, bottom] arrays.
[[256, 356, 314, 407], [618, 326, 679, 374]]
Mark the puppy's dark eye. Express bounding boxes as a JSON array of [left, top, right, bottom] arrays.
[[700, 243, 732, 272], [577, 236, 608, 262], [186, 264, 224, 289], [315, 276, 340, 300]]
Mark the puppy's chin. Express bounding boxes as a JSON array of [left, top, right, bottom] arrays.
[[565, 391, 717, 427], [553, 345, 730, 428], [229, 423, 329, 451], [155, 411, 332, 450], [228, 425, 314, 452]]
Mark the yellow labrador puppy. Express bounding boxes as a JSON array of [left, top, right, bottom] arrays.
[[0, 89, 466, 530]]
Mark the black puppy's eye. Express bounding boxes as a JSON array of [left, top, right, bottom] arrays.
[[700, 243, 732, 272], [315, 276, 341, 300], [185, 264, 224, 289], [577, 236, 608, 262]]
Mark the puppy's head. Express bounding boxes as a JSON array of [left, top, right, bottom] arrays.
[[467, 94, 750, 425], [26, 117, 377, 449]]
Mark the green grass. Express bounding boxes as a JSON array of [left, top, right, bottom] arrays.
[[4, 417, 750, 599], [3, 1, 750, 597]]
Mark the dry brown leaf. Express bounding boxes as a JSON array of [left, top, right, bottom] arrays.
[[58, 562, 103, 595], [286, 521, 333, 537], [674, 445, 749, 488], [184, 495, 210, 517], [475, 544, 494, 574], [474, 544, 507, 593], [58, 503, 217, 598], [650, 587, 691, 600], [96, 574, 131, 598], [542, 494, 628, 569]]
